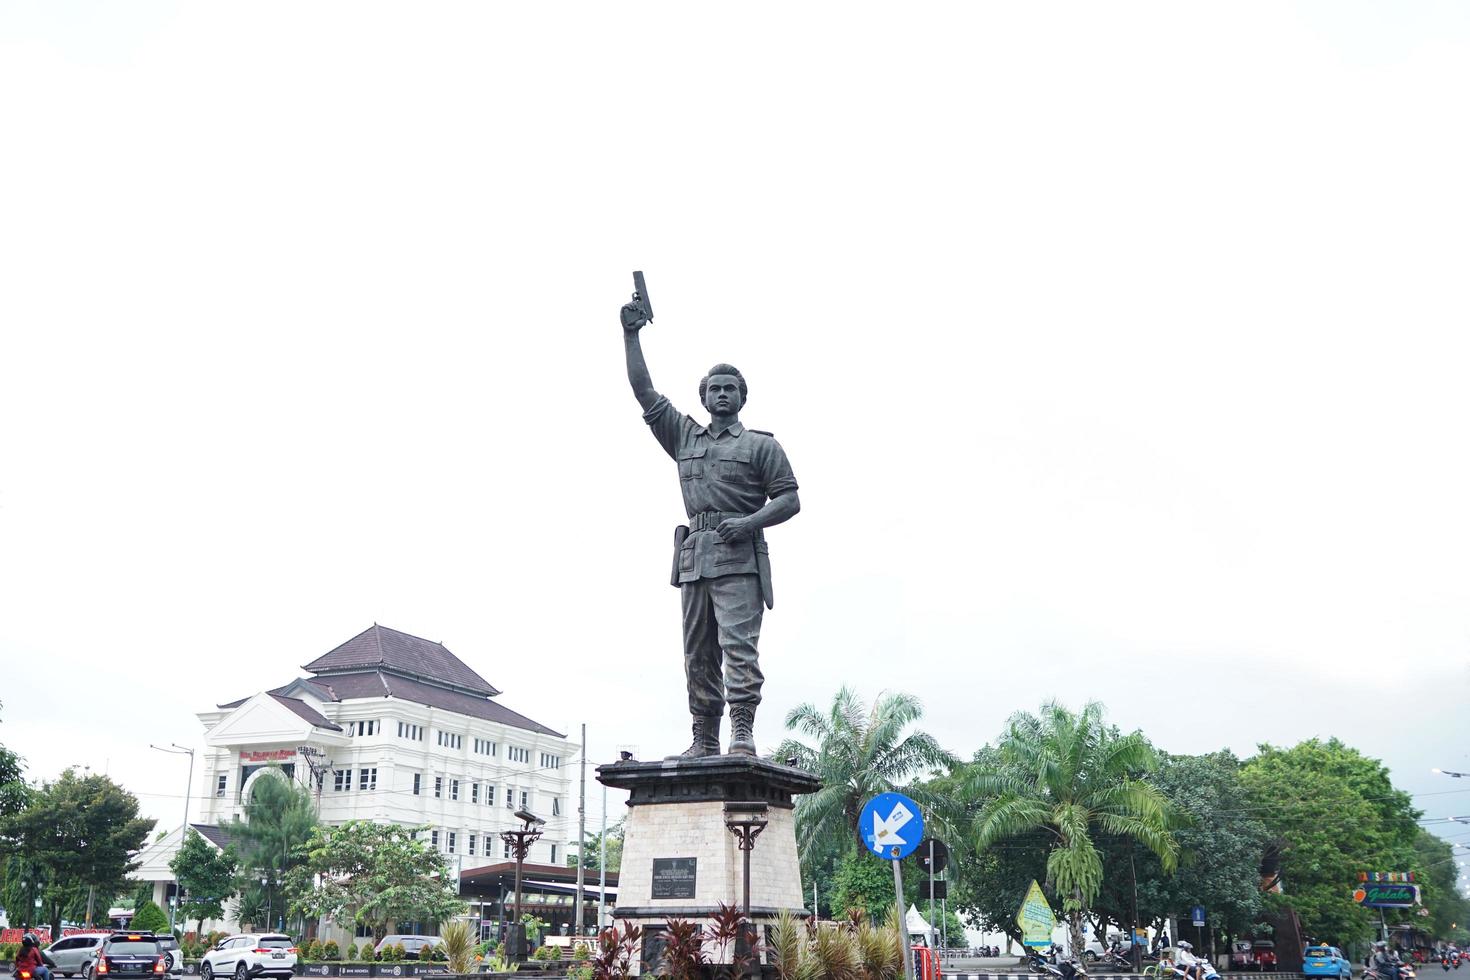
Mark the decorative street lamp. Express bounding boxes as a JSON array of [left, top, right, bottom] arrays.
[[724, 801, 769, 979], [499, 809, 544, 963], [1432, 768, 1469, 778]]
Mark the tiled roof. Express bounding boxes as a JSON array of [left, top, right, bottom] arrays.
[[323, 670, 564, 737], [191, 824, 237, 851], [302, 624, 500, 696], [220, 670, 562, 738], [270, 693, 343, 731], [212, 691, 343, 731]]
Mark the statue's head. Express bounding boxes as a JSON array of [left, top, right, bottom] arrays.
[[700, 363, 747, 415]]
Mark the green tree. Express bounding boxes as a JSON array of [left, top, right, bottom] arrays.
[[1090, 752, 1269, 952], [570, 820, 623, 873], [287, 820, 465, 943], [2, 769, 155, 938], [829, 850, 899, 921], [776, 688, 957, 863], [0, 702, 27, 820], [169, 829, 238, 934], [970, 700, 1178, 959], [131, 898, 170, 932], [227, 771, 318, 931], [1240, 739, 1421, 945], [1412, 829, 1470, 942]]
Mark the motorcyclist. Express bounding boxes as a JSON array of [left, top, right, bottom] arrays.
[[1175, 941, 1205, 980], [1373, 941, 1401, 980], [16, 933, 54, 980]]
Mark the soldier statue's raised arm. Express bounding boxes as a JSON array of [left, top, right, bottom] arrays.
[[621, 291, 801, 759]]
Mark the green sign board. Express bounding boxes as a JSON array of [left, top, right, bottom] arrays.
[[1353, 883, 1420, 908], [1016, 879, 1057, 948]]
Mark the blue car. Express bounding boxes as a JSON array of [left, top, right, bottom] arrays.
[[1303, 946, 1353, 980]]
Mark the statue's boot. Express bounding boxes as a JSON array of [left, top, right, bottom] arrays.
[[728, 703, 757, 756], [666, 713, 721, 760]]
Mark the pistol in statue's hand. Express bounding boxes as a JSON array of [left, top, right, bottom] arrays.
[[716, 516, 753, 543], [621, 296, 648, 332]]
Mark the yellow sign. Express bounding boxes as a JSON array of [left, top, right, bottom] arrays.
[[1015, 880, 1056, 948]]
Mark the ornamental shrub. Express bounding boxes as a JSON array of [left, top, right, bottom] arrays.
[[345, 943, 358, 962], [392, 943, 407, 962], [323, 941, 340, 961], [131, 900, 171, 933]]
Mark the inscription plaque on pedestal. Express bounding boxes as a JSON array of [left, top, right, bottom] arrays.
[[651, 857, 698, 899]]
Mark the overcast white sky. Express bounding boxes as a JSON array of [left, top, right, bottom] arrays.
[[2, 2, 1467, 874]]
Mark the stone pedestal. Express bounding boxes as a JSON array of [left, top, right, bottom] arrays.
[[597, 755, 820, 972]]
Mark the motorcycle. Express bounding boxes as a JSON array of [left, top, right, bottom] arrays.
[[1029, 951, 1090, 980]]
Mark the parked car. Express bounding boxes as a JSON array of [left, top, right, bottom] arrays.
[[1303, 945, 1353, 980], [199, 934, 297, 980], [373, 936, 443, 961], [86, 933, 169, 980], [1231, 941, 1256, 971], [1253, 940, 1278, 972], [45, 933, 110, 978], [153, 935, 183, 979]]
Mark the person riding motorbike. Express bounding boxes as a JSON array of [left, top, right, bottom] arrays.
[[16, 933, 54, 980], [1173, 941, 1202, 980], [1372, 941, 1402, 980]]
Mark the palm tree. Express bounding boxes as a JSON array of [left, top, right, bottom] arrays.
[[777, 687, 958, 862], [969, 700, 1177, 960], [229, 771, 319, 931]]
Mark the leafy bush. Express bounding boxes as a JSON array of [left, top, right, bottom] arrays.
[[345, 943, 358, 962], [323, 941, 340, 961], [568, 966, 594, 980], [0, 943, 17, 961], [572, 943, 591, 961], [392, 943, 407, 962], [532, 944, 564, 961], [300, 939, 320, 962], [132, 899, 171, 933]]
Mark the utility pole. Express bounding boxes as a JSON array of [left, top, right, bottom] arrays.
[[575, 724, 587, 936], [598, 781, 607, 930], [150, 743, 195, 933]]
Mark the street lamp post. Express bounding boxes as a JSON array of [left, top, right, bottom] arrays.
[[498, 810, 544, 963], [1432, 768, 1469, 778], [150, 743, 196, 932], [725, 801, 769, 980]]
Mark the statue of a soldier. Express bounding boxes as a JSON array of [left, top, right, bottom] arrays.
[[621, 291, 801, 759]]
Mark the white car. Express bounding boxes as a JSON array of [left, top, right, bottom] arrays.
[[44, 933, 110, 978], [200, 934, 297, 980]]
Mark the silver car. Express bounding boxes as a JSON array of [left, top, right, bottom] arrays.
[[43, 934, 110, 978]]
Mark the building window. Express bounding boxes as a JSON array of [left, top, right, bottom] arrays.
[[413, 773, 422, 796], [471, 783, 480, 804], [447, 832, 457, 854], [216, 775, 227, 798], [431, 829, 440, 848], [505, 787, 514, 809], [540, 753, 561, 769], [359, 767, 377, 791], [508, 746, 530, 764], [437, 731, 463, 750], [486, 783, 495, 806], [552, 798, 561, 817], [520, 790, 529, 810], [450, 779, 460, 801], [333, 769, 349, 792], [352, 720, 378, 737], [434, 776, 443, 799], [469, 834, 477, 856], [549, 844, 557, 864], [398, 722, 423, 741], [474, 738, 497, 757], [503, 838, 511, 859]]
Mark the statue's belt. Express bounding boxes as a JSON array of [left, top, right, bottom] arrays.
[[687, 510, 754, 532]]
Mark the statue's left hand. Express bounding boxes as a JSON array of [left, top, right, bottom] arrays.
[[716, 517, 752, 543]]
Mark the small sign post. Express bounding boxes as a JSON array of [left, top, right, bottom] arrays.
[[860, 793, 925, 980]]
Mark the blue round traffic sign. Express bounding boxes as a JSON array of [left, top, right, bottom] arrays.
[[859, 792, 925, 860]]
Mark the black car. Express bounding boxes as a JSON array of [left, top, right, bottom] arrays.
[[93, 933, 168, 980]]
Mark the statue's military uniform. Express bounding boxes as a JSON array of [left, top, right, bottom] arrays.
[[642, 393, 798, 717]]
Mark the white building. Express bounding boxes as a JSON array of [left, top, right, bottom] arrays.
[[132, 623, 575, 934]]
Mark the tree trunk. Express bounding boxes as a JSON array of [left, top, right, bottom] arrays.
[[1070, 887, 1087, 965]]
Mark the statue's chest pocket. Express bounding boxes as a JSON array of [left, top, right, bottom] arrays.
[[677, 447, 707, 480], [715, 449, 759, 484]]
